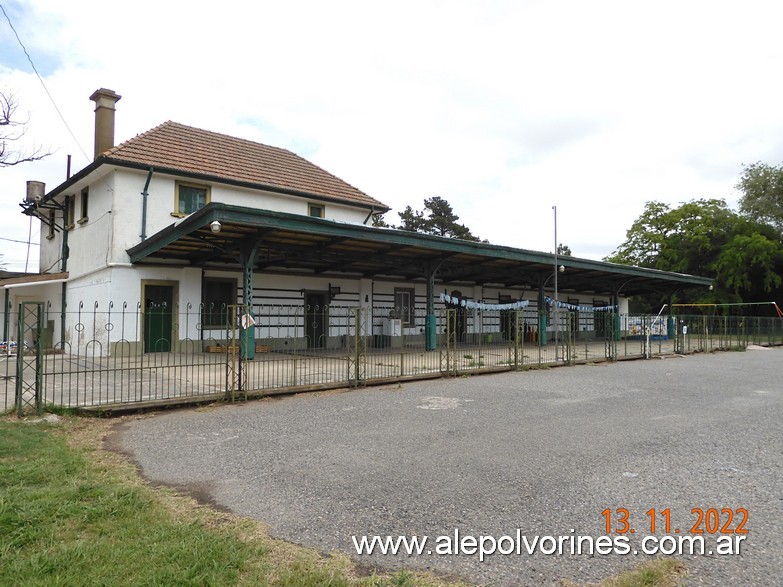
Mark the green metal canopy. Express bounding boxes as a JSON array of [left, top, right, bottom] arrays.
[[127, 203, 713, 297]]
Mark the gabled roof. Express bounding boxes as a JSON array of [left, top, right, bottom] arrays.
[[100, 121, 388, 210]]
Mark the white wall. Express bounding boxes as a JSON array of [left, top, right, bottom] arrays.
[[34, 165, 375, 281], [104, 168, 371, 267]]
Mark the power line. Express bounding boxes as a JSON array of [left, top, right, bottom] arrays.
[[0, 236, 40, 246]]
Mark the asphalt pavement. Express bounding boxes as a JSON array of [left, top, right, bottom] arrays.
[[113, 348, 783, 586]]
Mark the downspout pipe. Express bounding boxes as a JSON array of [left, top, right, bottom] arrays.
[[141, 167, 153, 241], [363, 207, 375, 225], [60, 206, 71, 348], [61, 204, 71, 351]]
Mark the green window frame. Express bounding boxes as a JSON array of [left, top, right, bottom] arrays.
[[176, 182, 210, 216]]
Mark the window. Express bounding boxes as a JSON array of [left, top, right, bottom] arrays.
[[176, 182, 209, 215], [78, 187, 89, 223], [46, 210, 55, 239], [64, 196, 75, 228], [308, 203, 324, 218], [394, 287, 416, 327], [202, 278, 237, 328]]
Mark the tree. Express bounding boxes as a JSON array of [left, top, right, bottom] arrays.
[[396, 197, 481, 241], [371, 213, 390, 227], [737, 162, 783, 232], [397, 205, 427, 233], [606, 199, 737, 274], [1, 91, 50, 167], [606, 199, 783, 305], [556, 243, 572, 257]]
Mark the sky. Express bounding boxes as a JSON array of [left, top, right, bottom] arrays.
[[1, 0, 783, 272]]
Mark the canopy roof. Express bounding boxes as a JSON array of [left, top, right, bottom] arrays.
[[127, 203, 712, 297]]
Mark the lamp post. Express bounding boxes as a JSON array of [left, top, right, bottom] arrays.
[[553, 206, 559, 361]]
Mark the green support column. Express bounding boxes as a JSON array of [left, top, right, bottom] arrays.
[[2, 288, 8, 345], [240, 243, 259, 360], [537, 287, 547, 345], [666, 294, 675, 339], [60, 282, 67, 349], [612, 293, 621, 341], [425, 269, 437, 351]]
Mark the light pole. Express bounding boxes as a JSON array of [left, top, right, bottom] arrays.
[[553, 206, 559, 361]]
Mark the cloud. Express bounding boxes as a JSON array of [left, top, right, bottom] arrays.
[[1, 1, 783, 272]]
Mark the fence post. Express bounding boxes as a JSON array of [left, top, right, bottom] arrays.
[[513, 310, 520, 370], [353, 308, 360, 386], [16, 302, 44, 416]]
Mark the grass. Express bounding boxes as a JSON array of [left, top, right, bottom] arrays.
[[0, 415, 687, 587], [562, 559, 685, 587], [0, 416, 463, 587]]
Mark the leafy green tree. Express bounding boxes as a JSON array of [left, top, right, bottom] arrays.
[[396, 197, 481, 241], [713, 232, 782, 295], [737, 162, 783, 232], [607, 199, 737, 275], [606, 199, 783, 304]]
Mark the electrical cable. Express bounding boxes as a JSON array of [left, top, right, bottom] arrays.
[[0, 236, 39, 246]]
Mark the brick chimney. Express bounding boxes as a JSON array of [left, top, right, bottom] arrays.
[[89, 88, 122, 159]]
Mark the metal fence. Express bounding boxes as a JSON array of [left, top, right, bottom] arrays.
[[2, 302, 782, 414]]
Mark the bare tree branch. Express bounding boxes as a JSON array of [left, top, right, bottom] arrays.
[[0, 91, 52, 167]]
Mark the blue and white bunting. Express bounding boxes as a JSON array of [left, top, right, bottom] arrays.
[[544, 296, 616, 312], [439, 293, 530, 311]]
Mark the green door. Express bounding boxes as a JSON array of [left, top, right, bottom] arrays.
[[144, 285, 173, 352]]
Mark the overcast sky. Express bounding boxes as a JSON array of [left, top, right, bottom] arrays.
[[2, 0, 783, 272]]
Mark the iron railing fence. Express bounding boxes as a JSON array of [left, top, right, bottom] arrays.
[[2, 303, 781, 414]]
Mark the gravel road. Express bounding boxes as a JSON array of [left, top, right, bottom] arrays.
[[113, 348, 783, 586]]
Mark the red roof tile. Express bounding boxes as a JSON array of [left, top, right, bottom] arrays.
[[103, 121, 388, 210]]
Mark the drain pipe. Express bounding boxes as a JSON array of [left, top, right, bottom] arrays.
[[60, 204, 70, 350], [140, 167, 153, 241], [363, 207, 375, 225]]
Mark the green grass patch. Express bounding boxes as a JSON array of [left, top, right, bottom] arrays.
[[562, 558, 684, 587], [0, 418, 466, 587], [0, 419, 261, 586]]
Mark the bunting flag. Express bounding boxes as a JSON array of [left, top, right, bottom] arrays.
[[544, 296, 616, 312], [440, 293, 530, 311]]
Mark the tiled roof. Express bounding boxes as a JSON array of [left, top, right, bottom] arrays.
[[102, 121, 388, 210]]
